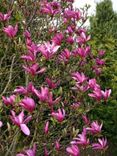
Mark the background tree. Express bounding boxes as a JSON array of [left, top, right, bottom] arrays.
[[90, 1, 117, 155]]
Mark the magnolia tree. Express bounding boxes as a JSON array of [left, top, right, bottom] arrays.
[[0, 0, 111, 155]]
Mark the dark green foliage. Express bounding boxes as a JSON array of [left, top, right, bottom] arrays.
[[90, 0, 117, 155]]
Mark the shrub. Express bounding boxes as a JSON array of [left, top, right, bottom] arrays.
[[0, 0, 111, 155]]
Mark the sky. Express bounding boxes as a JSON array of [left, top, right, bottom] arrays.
[[74, 0, 117, 16]]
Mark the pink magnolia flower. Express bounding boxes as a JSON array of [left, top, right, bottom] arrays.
[[51, 1, 61, 9], [66, 26, 74, 35], [76, 28, 87, 35], [39, 42, 60, 60], [41, 2, 60, 16], [72, 49, 78, 57], [75, 11, 81, 20], [26, 82, 35, 94], [82, 115, 90, 125], [33, 87, 49, 102], [74, 83, 88, 92], [20, 97, 36, 113], [66, 36, 74, 44], [92, 138, 108, 150], [88, 89, 102, 101], [51, 108, 65, 122], [2, 94, 16, 106], [55, 140, 60, 151], [64, 9, 75, 19], [24, 30, 31, 39], [44, 121, 49, 134], [77, 32, 90, 45], [0, 11, 11, 21], [21, 51, 36, 62], [34, 87, 60, 107], [3, 24, 18, 38], [10, 110, 32, 136], [59, 49, 71, 63], [45, 78, 59, 89], [0, 121, 3, 127], [52, 32, 64, 45], [88, 78, 100, 90], [64, 9, 80, 20], [16, 144, 36, 156], [86, 121, 103, 134], [73, 47, 90, 59], [41, 3, 53, 15], [93, 66, 102, 75], [44, 146, 49, 156], [47, 92, 61, 107], [98, 50, 105, 57], [14, 86, 28, 95], [14, 82, 35, 95], [72, 72, 87, 84], [96, 58, 105, 66], [27, 43, 40, 56], [101, 89, 111, 101], [66, 145, 80, 156], [26, 38, 32, 46], [23, 63, 46, 76], [71, 128, 89, 147]]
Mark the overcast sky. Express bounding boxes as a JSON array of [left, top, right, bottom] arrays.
[[74, 0, 117, 15]]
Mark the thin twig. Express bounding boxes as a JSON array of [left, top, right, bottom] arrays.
[[26, 1, 37, 29], [1, 55, 16, 96], [5, 128, 19, 156]]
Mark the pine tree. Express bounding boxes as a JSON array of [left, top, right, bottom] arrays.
[[89, 1, 117, 155]]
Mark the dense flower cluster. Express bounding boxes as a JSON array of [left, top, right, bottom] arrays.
[[0, 0, 111, 155]]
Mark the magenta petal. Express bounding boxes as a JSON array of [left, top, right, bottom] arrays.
[[20, 124, 30, 136], [24, 115, 32, 124], [0, 121, 3, 127], [16, 154, 25, 156], [66, 147, 73, 154]]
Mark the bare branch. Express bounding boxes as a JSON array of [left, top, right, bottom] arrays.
[[1, 55, 16, 96]]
